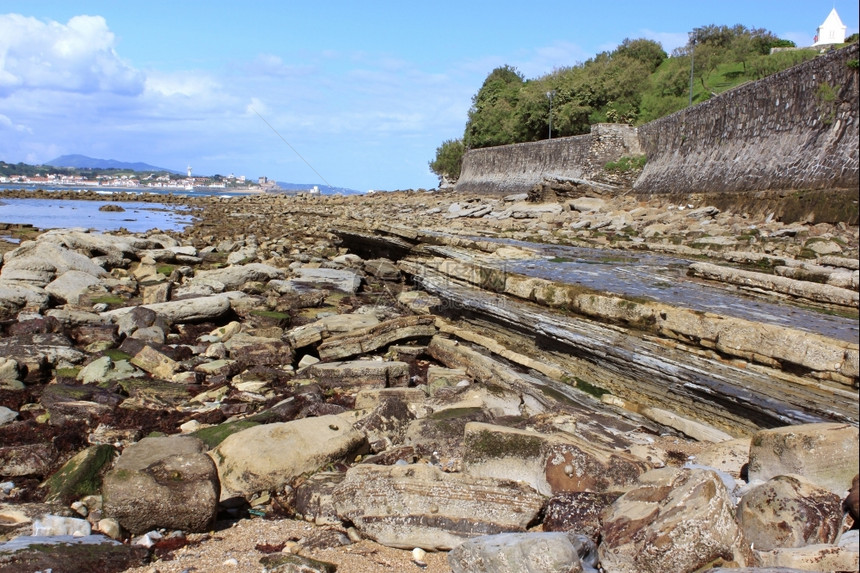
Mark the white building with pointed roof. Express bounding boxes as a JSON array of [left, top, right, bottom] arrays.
[[813, 8, 847, 46]]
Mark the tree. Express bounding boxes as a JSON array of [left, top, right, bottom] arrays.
[[614, 38, 667, 72], [429, 139, 465, 182], [464, 65, 525, 148]]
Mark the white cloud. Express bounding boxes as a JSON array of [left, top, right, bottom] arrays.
[[144, 71, 220, 98], [0, 113, 30, 133], [0, 14, 144, 96]]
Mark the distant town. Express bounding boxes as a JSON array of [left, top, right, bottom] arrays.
[[0, 169, 293, 193]]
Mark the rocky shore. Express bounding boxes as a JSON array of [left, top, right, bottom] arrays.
[[0, 188, 858, 572]]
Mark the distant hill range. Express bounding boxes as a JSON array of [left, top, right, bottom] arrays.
[[47, 154, 181, 174]]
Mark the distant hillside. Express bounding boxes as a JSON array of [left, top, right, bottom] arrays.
[[276, 182, 363, 195], [47, 154, 180, 174]]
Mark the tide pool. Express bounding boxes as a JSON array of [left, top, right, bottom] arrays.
[[0, 197, 193, 233]]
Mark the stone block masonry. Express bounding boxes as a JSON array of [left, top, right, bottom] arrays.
[[635, 43, 858, 195], [455, 43, 858, 197], [455, 124, 642, 194]]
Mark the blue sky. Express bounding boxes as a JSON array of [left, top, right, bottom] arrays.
[[1, 1, 857, 192]]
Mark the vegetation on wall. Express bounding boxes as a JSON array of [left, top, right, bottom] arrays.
[[430, 24, 857, 182]]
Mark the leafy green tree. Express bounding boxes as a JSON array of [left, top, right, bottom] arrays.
[[464, 65, 524, 148], [614, 38, 667, 72], [429, 139, 465, 181], [770, 38, 797, 49]]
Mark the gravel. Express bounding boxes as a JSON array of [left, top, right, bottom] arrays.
[[121, 517, 454, 573]]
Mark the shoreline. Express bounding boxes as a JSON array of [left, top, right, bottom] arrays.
[[0, 185, 265, 199]]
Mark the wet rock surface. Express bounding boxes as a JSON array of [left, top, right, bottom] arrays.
[[0, 189, 857, 572]]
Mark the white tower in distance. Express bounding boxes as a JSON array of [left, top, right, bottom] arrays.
[[187, 165, 193, 178]]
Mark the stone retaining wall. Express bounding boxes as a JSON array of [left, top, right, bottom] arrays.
[[455, 124, 641, 194], [455, 43, 859, 196], [635, 43, 859, 194]]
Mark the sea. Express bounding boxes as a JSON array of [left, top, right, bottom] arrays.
[[0, 184, 252, 234]]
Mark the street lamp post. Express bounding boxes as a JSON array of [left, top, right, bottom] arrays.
[[688, 32, 696, 107], [546, 90, 556, 139]]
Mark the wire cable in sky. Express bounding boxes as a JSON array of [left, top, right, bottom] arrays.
[[250, 107, 332, 188]]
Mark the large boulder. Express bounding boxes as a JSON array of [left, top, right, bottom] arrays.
[[289, 267, 362, 294], [307, 360, 410, 390], [748, 423, 859, 496], [222, 331, 293, 368], [693, 437, 751, 480], [0, 282, 51, 317], [0, 443, 56, 478], [43, 444, 115, 505], [599, 467, 751, 572], [542, 491, 621, 541], [102, 293, 235, 324], [185, 262, 285, 292], [753, 531, 859, 572], [737, 474, 842, 551], [448, 531, 599, 573], [102, 435, 219, 534], [332, 463, 545, 550], [463, 422, 651, 495], [1, 240, 108, 286], [316, 315, 436, 361], [0, 333, 86, 381], [44, 269, 104, 305], [210, 415, 367, 500]]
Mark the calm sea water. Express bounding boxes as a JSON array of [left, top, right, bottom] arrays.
[[0, 185, 248, 233], [0, 197, 193, 233]]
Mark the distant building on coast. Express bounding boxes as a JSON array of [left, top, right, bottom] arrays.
[[813, 8, 847, 47]]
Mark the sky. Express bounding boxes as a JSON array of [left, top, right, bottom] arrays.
[[1, 1, 858, 192]]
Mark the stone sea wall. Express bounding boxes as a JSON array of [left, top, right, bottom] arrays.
[[455, 124, 642, 194], [455, 43, 859, 196], [635, 42, 859, 194]]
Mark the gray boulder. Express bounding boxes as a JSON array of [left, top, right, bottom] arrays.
[[448, 531, 598, 573], [210, 415, 367, 500], [290, 267, 362, 293], [463, 422, 651, 496], [307, 360, 410, 389], [737, 475, 842, 550], [599, 467, 752, 572], [332, 463, 545, 550], [44, 270, 103, 305], [102, 435, 219, 534], [748, 423, 859, 496], [0, 282, 51, 316], [0, 405, 17, 426], [185, 262, 285, 292], [1, 240, 108, 286], [102, 293, 234, 324]]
